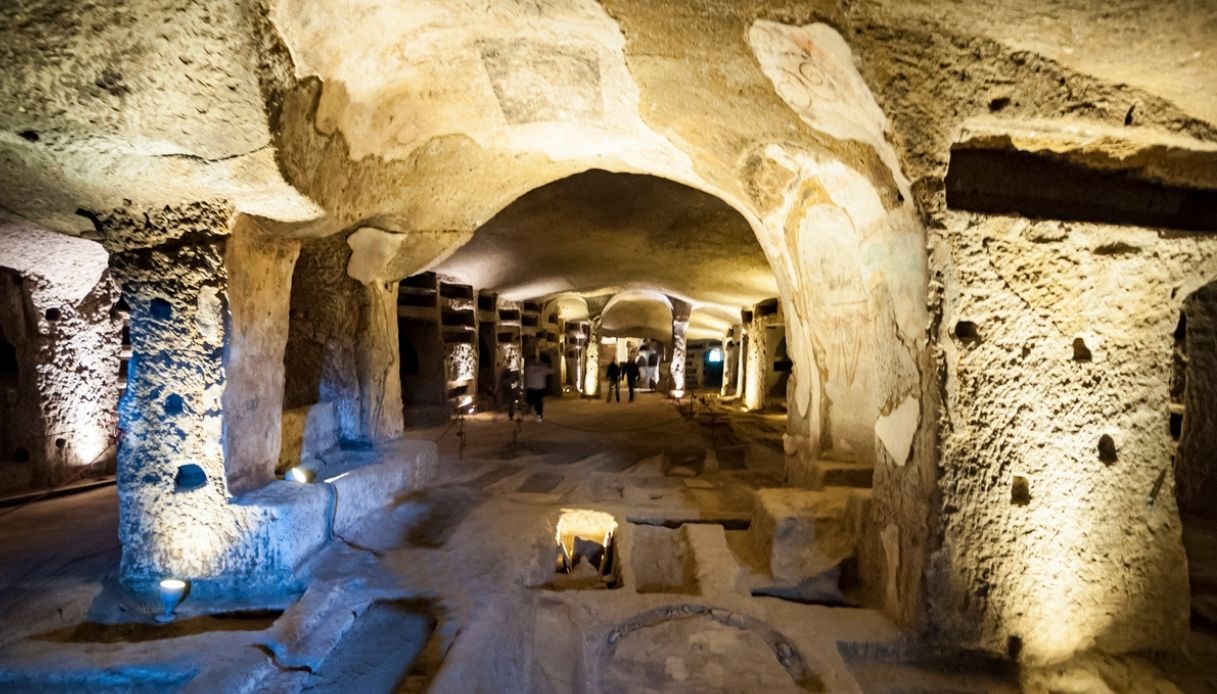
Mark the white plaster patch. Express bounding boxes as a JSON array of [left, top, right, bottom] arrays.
[[196, 286, 223, 343], [820, 160, 886, 233], [346, 226, 404, 283], [874, 395, 918, 466], [272, 0, 698, 180], [347, 226, 463, 283], [748, 21, 889, 152]]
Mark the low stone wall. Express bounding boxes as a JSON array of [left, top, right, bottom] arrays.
[[146, 438, 439, 599], [326, 439, 438, 535]]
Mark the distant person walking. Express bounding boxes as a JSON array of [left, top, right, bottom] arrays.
[[625, 358, 640, 402], [524, 356, 554, 421], [605, 361, 622, 403]]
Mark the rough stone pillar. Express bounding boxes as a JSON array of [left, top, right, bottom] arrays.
[[744, 311, 769, 410], [669, 300, 691, 398], [1177, 282, 1217, 518], [0, 223, 121, 490], [355, 280, 403, 442], [105, 203, 238, 584], [721, 326, 740, 397], [736, 322, 749, 400], [221, 217, 301, 493], [104, 203, 328, 593], [583, 318, 601, 397]]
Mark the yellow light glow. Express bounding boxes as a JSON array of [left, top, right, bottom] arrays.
[[555, 508, 618, 562], [286, 467, 313, 483]]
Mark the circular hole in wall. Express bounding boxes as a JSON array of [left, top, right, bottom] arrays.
[[953, 321, 981, 344], [1072, 337, 1092, 362], [1098, 434, 1118, 464], [55, 438, 66, 449], [44, 308, 62, 322], [164, 393, 185, 416], [174, 463, 208, 492], [150, 298, 172, 320]]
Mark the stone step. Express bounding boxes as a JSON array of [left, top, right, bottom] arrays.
[[746, 488, 864, 602]]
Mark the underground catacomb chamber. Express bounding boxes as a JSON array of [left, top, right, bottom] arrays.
[[5, 3, 1217, 692]]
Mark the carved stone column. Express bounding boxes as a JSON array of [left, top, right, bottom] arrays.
[[721, 325, 740, 397], [669, 299, 692, 398]]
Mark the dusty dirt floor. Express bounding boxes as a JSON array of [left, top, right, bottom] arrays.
[[0, 392, 1214, 692]]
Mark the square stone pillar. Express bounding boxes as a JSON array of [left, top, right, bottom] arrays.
[[744, 310, 769, 411], [355, 279, 404, 441], [736, 319, 750, 401], [583, 318, 601, 397], [721, 325, 741, 397], [103, 203, 328, 595], [669, 299, 692, 398]]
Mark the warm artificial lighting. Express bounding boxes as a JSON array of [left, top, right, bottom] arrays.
[[555, 508, 618, 567], [286, 467, 314, 483], [157, 578, 189, 623]]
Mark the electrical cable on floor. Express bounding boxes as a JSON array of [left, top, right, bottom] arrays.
[[457, 416, 467, 460], [432, 418, 460, 443]]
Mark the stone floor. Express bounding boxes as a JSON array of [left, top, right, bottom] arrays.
[[0, 393, 1213, 692]]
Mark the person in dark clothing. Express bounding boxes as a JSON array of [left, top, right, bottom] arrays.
[[524, 356, 553, 421], [605, 361, 622, 403], [624, 359, 640, 402], [498, 368, 520, 420]]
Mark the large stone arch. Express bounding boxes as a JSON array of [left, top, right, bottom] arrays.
[[257, 4, 932, 625], [21, 2, 936, 631]]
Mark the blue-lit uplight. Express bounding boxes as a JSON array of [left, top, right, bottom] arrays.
[[157, 578, 189, 623]]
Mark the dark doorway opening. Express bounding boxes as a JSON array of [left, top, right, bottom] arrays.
[[0, 325, 17, 387], [767, 329, 791, 409], [702, 346, 724, 389], [1174, 281, 1217, 634], [399, 318, 446, 422], [477, 327, 495, 406]]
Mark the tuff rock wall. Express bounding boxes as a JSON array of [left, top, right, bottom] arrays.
[[0, 222, 121, 491]]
